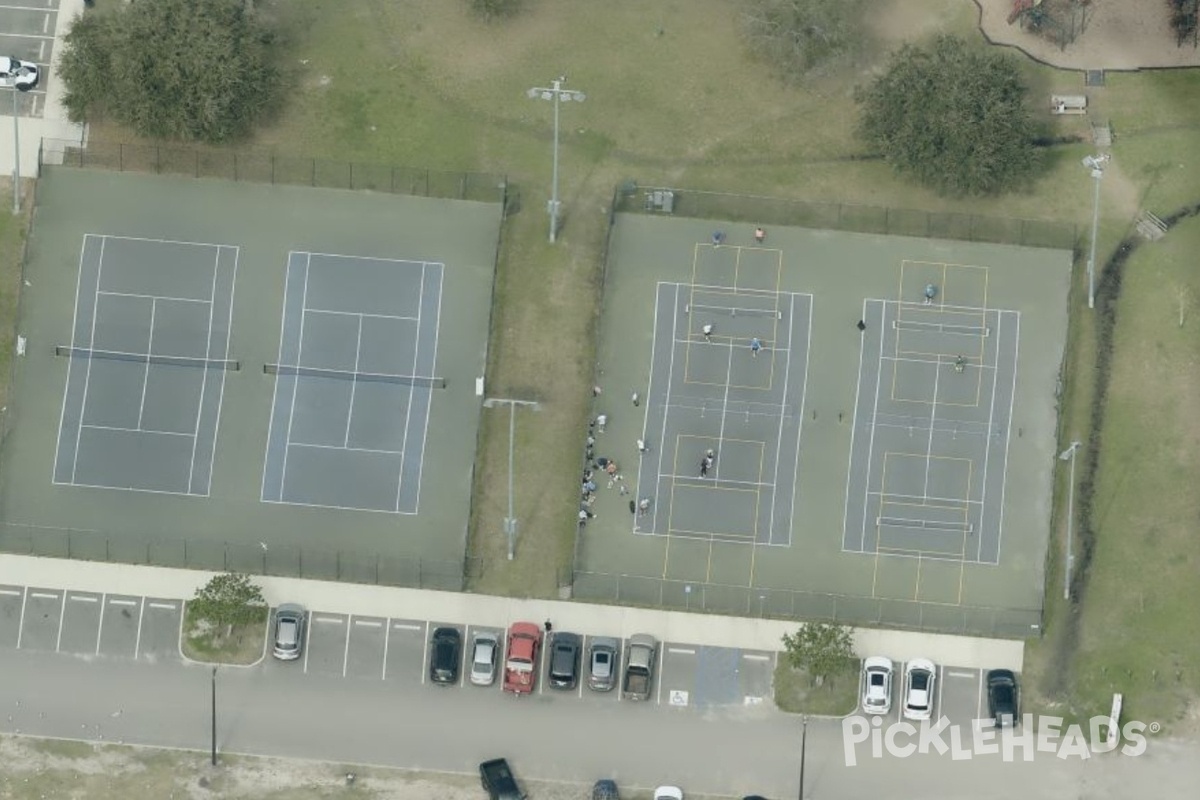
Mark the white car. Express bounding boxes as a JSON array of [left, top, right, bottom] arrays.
[[862, 656, 894, 715], [0, 56, 39, 92], [653, 787, 683, 800], [469, 632, 499, 686], [903, 658, 937, 721]]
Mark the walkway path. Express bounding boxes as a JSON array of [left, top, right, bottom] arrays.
[[0, 554, 1024, 669]]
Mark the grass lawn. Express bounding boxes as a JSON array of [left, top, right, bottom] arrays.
[[180, 603, 269, 666], [0, 179, 30, 413], [773, 657, 860, 717]]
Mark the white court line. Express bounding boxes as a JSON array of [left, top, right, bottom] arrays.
[[650, 285, 682, 534], [288, 442, 404, 456], [98, 233, 234, 250], [785, 295, 814, 549], [992, 312, 1020, 565], [261, 496, 417, 515], [14, 587, 27, 649], [136, 299, 157, 430], [51, 234, 92, 484], [408, 264, 444, 516], [675, 280, 781, 297], [394, 262, 426, 514], [133, 597, 145, 660], [882, 353, 999, 370], [147, 602, 176, 610], [973, 309, 1002, 564], [860, 299, 886, 552], [70, 236, 106, 484], [307, 307, 418, 322], [98, 290, 210, 305], [81, 424, 193, 438], [53, 480, 199, 497], [663, 473, 776, 488], [343, 316, 364, 448], [871, 489, 982, 506], [279, 254, 313, 496], [766, 293, 797, 545], [29, 592, 59, 599], [205, 246, 239, 496], [922, 352, 942, 498], [671, 336, 791, 353], [262, 253, 296, 502], [668, 647, 696, 655], [391, 622, 422, 631], [299, 250, 441, 268], [186, 254, 221, 494]]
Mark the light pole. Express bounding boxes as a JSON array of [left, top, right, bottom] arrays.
[[1059, 441, 1082, 601], [798, 715, 809, 800], [1082, 154, 1110, 310], [210, 666, 217, 766], [526, 77, 586, 244], [483, 397, 539, 560]]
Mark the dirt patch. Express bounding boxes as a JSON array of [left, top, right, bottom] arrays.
[[977, 0, 1200, 70]]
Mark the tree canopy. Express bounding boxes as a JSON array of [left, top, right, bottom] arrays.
[[58, 0, 284, 143], [856, 35, 1041, 196], [742, 0, 866, 82], [781, 623, 855, 684], [190, 573, 267, 633]]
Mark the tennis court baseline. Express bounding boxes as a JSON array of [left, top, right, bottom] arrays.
[[261, 251, 443, 514], [52, 234, 238, 496]]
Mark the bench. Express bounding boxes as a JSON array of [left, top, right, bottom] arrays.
[[1051, 95, 1087, 115]]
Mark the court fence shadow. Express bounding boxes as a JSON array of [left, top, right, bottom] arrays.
[[569, 569, 1042, 639], [38, 139, 508, 205], [0, 524, 481, 593], [614, 183, 1079, 251]]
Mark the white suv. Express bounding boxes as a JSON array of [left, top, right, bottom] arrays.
[[0, 56, 39, 92], [903, 658, 937, 721], [862, 656, 894, 715]]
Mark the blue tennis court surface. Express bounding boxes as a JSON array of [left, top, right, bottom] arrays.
[[261, 252, 443, 514], [52, 234, 238, 496]]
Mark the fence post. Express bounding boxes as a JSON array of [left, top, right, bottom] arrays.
[[118, 143, 124, 172], [349, 162, 355, 191], [271, 154, 276, 184], [222, 543, 228, 572], [336, 551, 341, 580], [233, 154, 238, 182], [375, 553, 380, 585], [195, 150, 200, 179], [311, 158, 316, 187], [155, 145, 161, 174]]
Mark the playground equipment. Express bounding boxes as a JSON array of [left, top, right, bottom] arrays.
[[1008, 0, 1093, 50]]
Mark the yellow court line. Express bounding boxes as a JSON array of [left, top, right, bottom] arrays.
[[876, 544, 967, 559], [676, 484, 760, 497], [668, 525, 757, 541], [662, 434, 686, 579], [871, 548, 881, 598], [748, 541, 759, 588]]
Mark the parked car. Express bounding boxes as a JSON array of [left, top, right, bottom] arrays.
[[587, 637, 620, 692], [479, 758, 524, 800], [654, 787, 683, 800], [861, 656, 893, 715], [271, 603, 306, 661], [986, 669, 1020, 727], [903, 658, 937, 721], [591, 779, 620, 800], [548, 632, 582, 690], [623, 634, 658, 701], [470, 632, 499, 686], [0, 56, 38, 92], [503, 622, 543, 694], [429, 627, 462, 685]]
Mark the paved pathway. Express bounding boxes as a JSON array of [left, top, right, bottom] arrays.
[[0, 554, 1024, 669]]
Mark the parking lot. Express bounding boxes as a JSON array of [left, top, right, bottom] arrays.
[[0, 583, 781, 712], [858, 659, 995, 727], [0, 0, 60, 118]]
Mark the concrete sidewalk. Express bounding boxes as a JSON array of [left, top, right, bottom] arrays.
[[0, 554, 1024, 669]]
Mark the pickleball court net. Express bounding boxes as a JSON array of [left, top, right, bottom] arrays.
[[263, 363, 446, 388], [55, 346, 240, 371], [685, 303, 782, 320]]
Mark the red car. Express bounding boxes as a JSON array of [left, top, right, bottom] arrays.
[[502, 622, 543, 695]]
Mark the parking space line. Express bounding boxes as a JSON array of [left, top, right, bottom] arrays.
[[743, 654, 770, 661], [948, 670, 975, 678], [95, 593, 107, 655], [0, 588, 21, 596], [54, 594, 67, 652], [977, 670, 986, 723], [381, 618, 391, 680], [133, 597, 145, 659], [937, 665, 945, 719], [578, 635, 587, 698], [420, 622, 430, 685], [302, 616, 312, 674], [353, 619, 382, 628], [108, 598, 136, 606], [148, 602, 176, 610], [655, 643, 666, 705], [391, 622, 421, 631], [15, 587, 27, 648], [315, 615, 343, 624], [895, 661, 906, 722], [30, 591, 59, 600], [668, 647, 695, 655], [343, 620, 352, 678]]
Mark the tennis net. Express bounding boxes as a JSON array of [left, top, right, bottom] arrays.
[[55, 346, 240, 371], [263, 363, 446, 388], [685, 303, 782, 320], [893, 319, 989, 337]]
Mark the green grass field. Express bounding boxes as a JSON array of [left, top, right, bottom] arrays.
[[19, 0, 1200, 739]]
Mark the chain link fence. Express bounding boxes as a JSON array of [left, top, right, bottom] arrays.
[[571, 570, 1041, 638], [39, 139, 508, 204], [616, 183, 1078, 251], [0, 524, 479, 592]]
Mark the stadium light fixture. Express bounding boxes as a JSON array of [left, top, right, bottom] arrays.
[[527, 77, 586, 243], [1081, 154, 1110, 310], [483, 397, 540, 560]]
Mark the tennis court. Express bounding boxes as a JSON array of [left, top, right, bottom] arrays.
[[52, 235, 238, 496], [261, 252, 443, 514], [577, 213, 1071, 635]]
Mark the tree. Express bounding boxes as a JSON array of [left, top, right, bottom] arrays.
[[190, 573, 267, 636], [741, 0, 866, 82], [467, 0, 523, 22], [856, 35, 1041, 196], [58, 0, 283, 142], [781, 622, 855, 685]]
